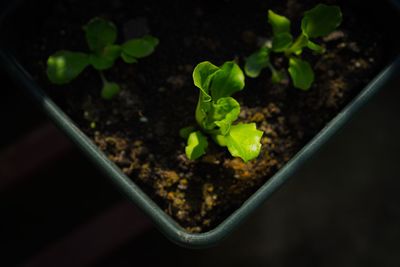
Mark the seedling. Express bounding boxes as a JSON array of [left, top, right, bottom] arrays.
[[181, 61, 263, 162], [47, 17, 159, 99], [245, 4, 342, 90]]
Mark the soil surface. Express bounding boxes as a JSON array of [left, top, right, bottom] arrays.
[[14, 0, 398, 232]]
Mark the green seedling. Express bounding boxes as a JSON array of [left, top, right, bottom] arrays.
[[181, 61, 263, 162], [47, 17, 159, 99], [245, 4, 342, 90]]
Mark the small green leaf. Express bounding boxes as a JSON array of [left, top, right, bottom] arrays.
[[301, 4, 342, 38], [47, 51, 90, 84], [206, 97, 240, 135], [244, 47, 270, 78], [193, 61, 220, 100], [272, 32, 293, 52], [121, 52, 138, 63], [224, 123, 263, 162], [84, 17, 117, 53], [210, 61, 245, 100], [306, 40, 325, 53], [122, 35, 159, 58], [89, 44, 122, 70], [288, 57, 315, 90], [268, 10, 291, 35], [101, 82, 121, 100], [185, 131, 208, 160], [179, 126, 196, 139]]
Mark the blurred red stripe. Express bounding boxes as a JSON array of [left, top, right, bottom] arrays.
[[0, 123, 71, 190], [21, 201, 152, 267]]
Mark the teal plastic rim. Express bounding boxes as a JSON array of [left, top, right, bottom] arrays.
[[0, 2, 399, 248]]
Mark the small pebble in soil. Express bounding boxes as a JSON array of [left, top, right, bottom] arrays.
[[178, 179, 188, 190], [139, 116, 148, 123], [323, 30, 345, 42], [349, 42, 361, 53], [166, 75, 186, 89], [257, 37, 271, 48]]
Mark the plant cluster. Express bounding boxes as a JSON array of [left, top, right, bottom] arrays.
[[47, 4, 343, 162], [180, 61, 263, 162], [47, 17, 159, 99], [245, 4, 342, 90]]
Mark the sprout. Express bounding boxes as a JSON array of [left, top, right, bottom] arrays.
[[47, 17, 159, 99], [245, 4, 342, 90], [182, 61, 263, 162]]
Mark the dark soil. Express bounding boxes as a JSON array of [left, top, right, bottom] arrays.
[[12, 0, 399, 232]]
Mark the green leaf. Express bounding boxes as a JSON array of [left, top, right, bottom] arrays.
[[272, 32, 293, 52], [89, 44, 122, 70], [47, 51, 90, 84], [121, 52, 138, 64], [213, 134, 227, 147], [268, 10, 291, 35], [84, 17, 117, 53], [306, 40, 325, 53], [193, 61, 220, 100], [205, 97, 240, 134], [179, 126, 196, 139], [185, 131, 208, 160], [224, 123, 263, 162], [122, 35, 159, 58], [244, 47, 270, 78], [288, 57, 315, 90], [285, 34, 309, 56], [210, 61, 245, 100], [301, 4, 342, 38], [142, 35, 160, 47], [101, 82, 121, 100]]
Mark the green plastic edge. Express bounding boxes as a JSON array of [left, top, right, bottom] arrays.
[[2, 50, 399, 248]]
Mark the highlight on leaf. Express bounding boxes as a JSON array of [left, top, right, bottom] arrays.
[[268, 10, 291, 35], [224, 123, 264, 163], [185, 131, 208, 160], [47, 51, 89, 84]]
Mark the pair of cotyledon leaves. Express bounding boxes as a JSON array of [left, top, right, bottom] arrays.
[[184, 61, 263, 163], [245, 4, 342, 90], [47, 17, 158, 98]]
